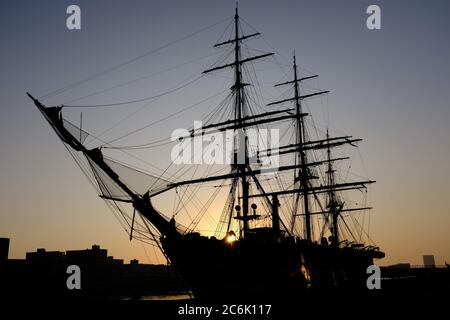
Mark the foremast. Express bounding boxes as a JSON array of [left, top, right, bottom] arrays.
[[203, 6, 273, 238], [233, 6, 249, 236]]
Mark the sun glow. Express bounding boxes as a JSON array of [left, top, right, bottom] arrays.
[[226, 231, 236, 243]]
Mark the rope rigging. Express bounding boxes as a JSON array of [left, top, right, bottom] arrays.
[[63, 74, 204, 108], [101, 88, 228, 147], [38, 16, 231, 101]]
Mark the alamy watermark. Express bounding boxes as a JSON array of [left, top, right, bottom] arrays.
[[171, 121, 280, 173], [66, 5, 81, 30], [66, 264, 81, 290], [366, 5, 381, 30], [366, 264, 381, 289]]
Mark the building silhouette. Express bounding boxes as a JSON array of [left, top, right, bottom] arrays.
[[0, 238, 9, 261], [0, 239, 186, 299]]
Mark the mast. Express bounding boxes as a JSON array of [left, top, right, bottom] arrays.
[[234, 6, 249, 236], [203, 5, 273, 238], [271, 55, 328, 241], [292, 55, 312, 241], [326, 129, 339, 246]]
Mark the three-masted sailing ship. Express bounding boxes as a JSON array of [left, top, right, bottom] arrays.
[[28, 7, 384, 298]]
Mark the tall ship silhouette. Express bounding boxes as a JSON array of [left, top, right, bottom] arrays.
[[28, 7, 384, 298]]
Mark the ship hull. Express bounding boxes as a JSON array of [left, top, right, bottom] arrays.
[[161, 233, 383, 300]]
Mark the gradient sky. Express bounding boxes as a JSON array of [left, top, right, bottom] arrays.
[[1, 0, 449, 266]]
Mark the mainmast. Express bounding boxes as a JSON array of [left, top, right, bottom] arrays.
[[292, 55, 311, 241], [271, 55, 327, 241], [326, 129, 339, 246]]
